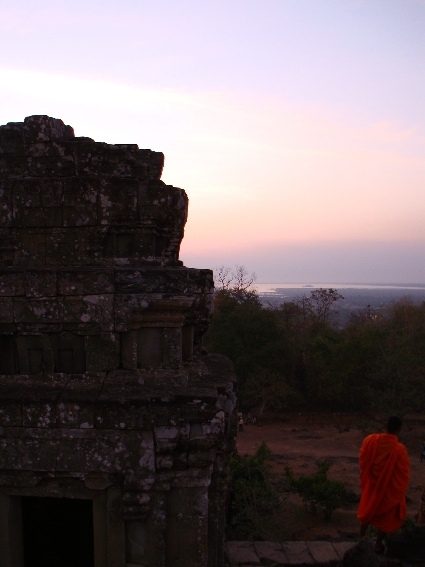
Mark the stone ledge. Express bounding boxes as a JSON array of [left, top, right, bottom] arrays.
[[224, 540, 421, 567], [225, 541, 354, 567]]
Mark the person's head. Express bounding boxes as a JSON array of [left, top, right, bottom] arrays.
[[386, 415, 402, 434]]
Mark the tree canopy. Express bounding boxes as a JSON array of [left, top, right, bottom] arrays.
[[205, 268, 425, 415]]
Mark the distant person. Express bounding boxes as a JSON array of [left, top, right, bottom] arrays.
[[238, 416, 244, 432], [420, 442, 425, 462], [358, 416, 410, 553]]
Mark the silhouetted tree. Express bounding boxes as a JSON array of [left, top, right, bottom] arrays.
[[206, 271, 425, 415]]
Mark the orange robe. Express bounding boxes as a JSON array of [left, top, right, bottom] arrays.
[[358, 433, 410, 533]]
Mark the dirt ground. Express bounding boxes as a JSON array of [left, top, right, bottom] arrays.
[[236, 415, 425, 542]]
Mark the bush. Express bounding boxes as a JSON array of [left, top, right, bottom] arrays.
[[228, 442, 284, 539], [285, 460, 349, 520]]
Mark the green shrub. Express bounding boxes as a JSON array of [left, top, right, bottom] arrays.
[[285, 460, 349, 520], [228, 442, 283, 539]]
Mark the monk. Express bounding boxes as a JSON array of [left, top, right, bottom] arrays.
[[358, 416, 410, 552]]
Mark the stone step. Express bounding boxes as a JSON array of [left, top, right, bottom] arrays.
[[225, 541, 354, 567], [224, 540, 405, 567]]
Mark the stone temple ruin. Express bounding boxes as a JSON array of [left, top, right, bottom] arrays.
[[0, 115, 237, 567]]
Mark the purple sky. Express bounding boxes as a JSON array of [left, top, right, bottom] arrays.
[[1, 0, 424, 283]]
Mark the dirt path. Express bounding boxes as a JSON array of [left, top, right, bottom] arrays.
[[236, 418, 425, 541]]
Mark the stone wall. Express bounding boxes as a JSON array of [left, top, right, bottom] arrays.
[[0, 116, 237, 567]]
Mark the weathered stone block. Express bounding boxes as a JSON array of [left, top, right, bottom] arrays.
[[332, 542, 356, 560], [99, 144, 140, 178], [40, 178, 63, 206], [22, 376, 67, 427], [0, 125, 24, 149], [121, 330, 137, 370], [13, 230, 47, 265], [26, 141, 73, 159], [15, 206, 45, 227], [179, 405, 219, 424], [114, 268, 172, 294], [0, 229, 14, 268], [168, 487, 208, 517], [52, 332, 86, 373], [155, 454, 174, 470], [0, 437, 60, 471], [126, 520, 147, 564], [188, 448, 217, 467], [0, 471, 48, 487], [0, 251, 13, 267], [155, 425, 179, 440], [14, 297, 63, 323], [12, 177, 62, 227], [99, 178, 138, 225], [56, 430, 155, 473], [103, 229, 156, 259], [0, 123, 25, 153], [28, 153, 74, 177], [22, 115, 74, 143], [146, 150, 164, 180], [225, 542, 260, 566], [189, 423, 219, 451], [282, 542, 315, 565], [24, 270, 57, 297], [40, 178, 63, 228], [307, 541, 340, 564], [0, 333, 17, 373], [57, 374, 105, 428], [95, 372, 181, 429], [113, 294, 149, 332], [63, 177, 98, 226], [13, 177, 65, 228], [123, 496, 152, 521], [0, 153, 30, 178], [163, 327, 182, 368], [0, 376, 33, 426], [254, 541, 288, 565], [0, 298, 14, 323], [143, 492, 167, 566], [16, 334, 55, 373], [0, 180, 13, 226], [72, 139, 102, 177], [63, 294, 114, 330], [0, 324, 16, 335], [58, 268, 114, 295], [85, 332, 120, 371], [46, 229, 91, 266], [165, 514, 208, 567]]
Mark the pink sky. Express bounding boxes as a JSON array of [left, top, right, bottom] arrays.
[[0, 0, 424, 282]]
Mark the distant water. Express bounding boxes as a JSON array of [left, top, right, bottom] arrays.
[[254, 283, 425, 294], [254, 283, 425, 323]]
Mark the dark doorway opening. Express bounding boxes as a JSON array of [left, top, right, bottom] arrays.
[[22, 496, 94, 567]]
